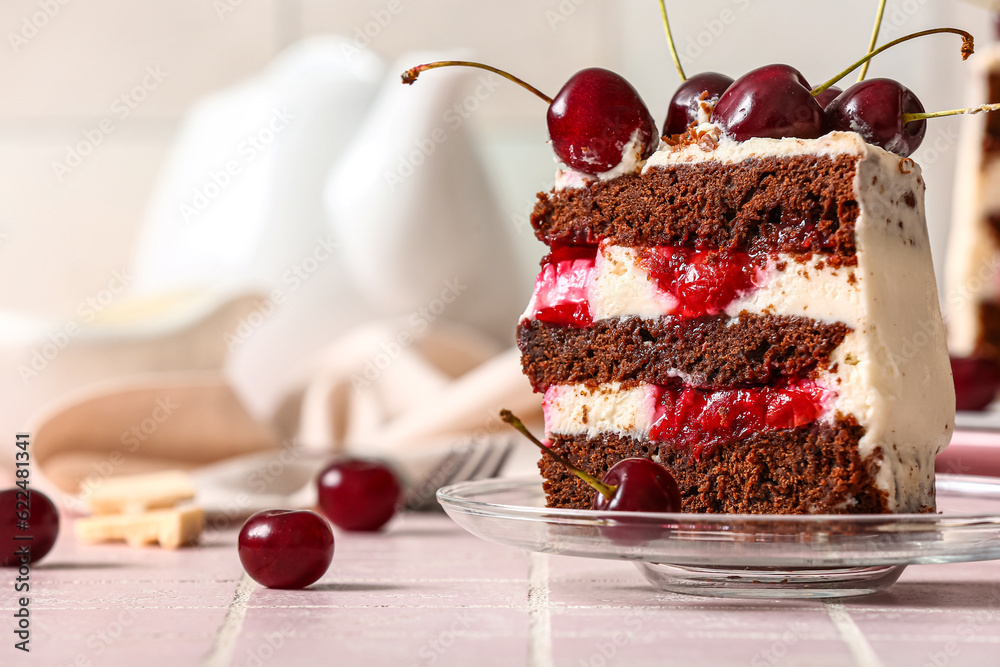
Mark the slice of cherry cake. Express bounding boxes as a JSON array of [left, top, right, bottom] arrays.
[[519, 127, 954, 514]]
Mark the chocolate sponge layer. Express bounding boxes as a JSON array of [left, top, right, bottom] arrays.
[[532, 154, 861, 264], [518, 314, 850, 391], [540, 424, 892, 514]]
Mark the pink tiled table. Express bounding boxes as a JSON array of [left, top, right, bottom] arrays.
[[6, 513, 1000, 666]]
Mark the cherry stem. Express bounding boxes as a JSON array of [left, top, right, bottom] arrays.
[[499, 410, 616, 501], [812, 27, 974, 97], [401, 60, 553, 104], [904, 102, 1000, 123], [658, 0, 686, 82], [858, 0, 887, 82]]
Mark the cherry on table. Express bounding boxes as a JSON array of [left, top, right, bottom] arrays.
[[824, 78, 926, 157], [0, 488, 59, 567], [317, 459, 401, 532], [663, 72, 734, 136], [238, 510, 334, 589], [548, 67, 659, 174], [712, 64, 824, 141], [951, 356, 1000, 411]]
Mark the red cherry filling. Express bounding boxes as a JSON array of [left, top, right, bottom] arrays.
[[663, 72, 734, 136], [318, 459, 401, 532], [638, 247, 757, 318], [1, 488, 59, 567], [950, 356, 1000, 411], [238, 510, 334, 589], [530, 245, 598, 328], [712, 64, 824, 141], [649, 381, 828, 457], [548, 68, 659, 175], [825, 78, 926, 157]]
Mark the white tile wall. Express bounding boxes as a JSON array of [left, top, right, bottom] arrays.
[[0, 0, 993, 314]]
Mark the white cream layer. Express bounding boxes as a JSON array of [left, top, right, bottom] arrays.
[[539, 130, 954, 512]]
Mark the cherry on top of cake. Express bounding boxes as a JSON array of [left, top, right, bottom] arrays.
[[401, 20, 993, 179]]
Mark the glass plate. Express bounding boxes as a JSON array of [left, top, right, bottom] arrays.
[[437, 474, 1000, 599]]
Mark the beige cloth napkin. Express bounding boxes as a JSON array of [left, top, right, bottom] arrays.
[[29, 320, 541, 516]]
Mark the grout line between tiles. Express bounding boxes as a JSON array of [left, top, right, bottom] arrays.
[[825, 600, 886, 667], [527, 552, 553, 667], [201, 572, 255, 667]]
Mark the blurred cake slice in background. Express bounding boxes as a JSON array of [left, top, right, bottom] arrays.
[[947, 42, 1000, 365]]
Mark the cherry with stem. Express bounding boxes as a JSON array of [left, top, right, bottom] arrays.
[[857, 0, 887, 82], [657, 0, 686, 82], [403, 61, 657, 175], [811, 27, 973, 97], [402, 60, 552, 103], [499, 410, 615, 502], [500, 410, 681, 516]]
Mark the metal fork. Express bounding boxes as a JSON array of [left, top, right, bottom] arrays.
[[402, 438, 516, 511]]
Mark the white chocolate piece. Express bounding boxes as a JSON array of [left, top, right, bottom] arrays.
[[83, 470, 196, 515], [75, 506, 205, 549]]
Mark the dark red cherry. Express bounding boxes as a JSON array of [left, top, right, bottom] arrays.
[[238, 510, 334, 589], [825, 78, 926, 157], [318, 459, 401, 532], [591, 458, 681, 513], [712, 64, 824, 141], [548, 67, 658, 174], [951, 356, 1000, 411], [663, 72, 734, 136], [592, 459, 681, 545], [1, 488, 59, 567], [815, 85, 843, 110]]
